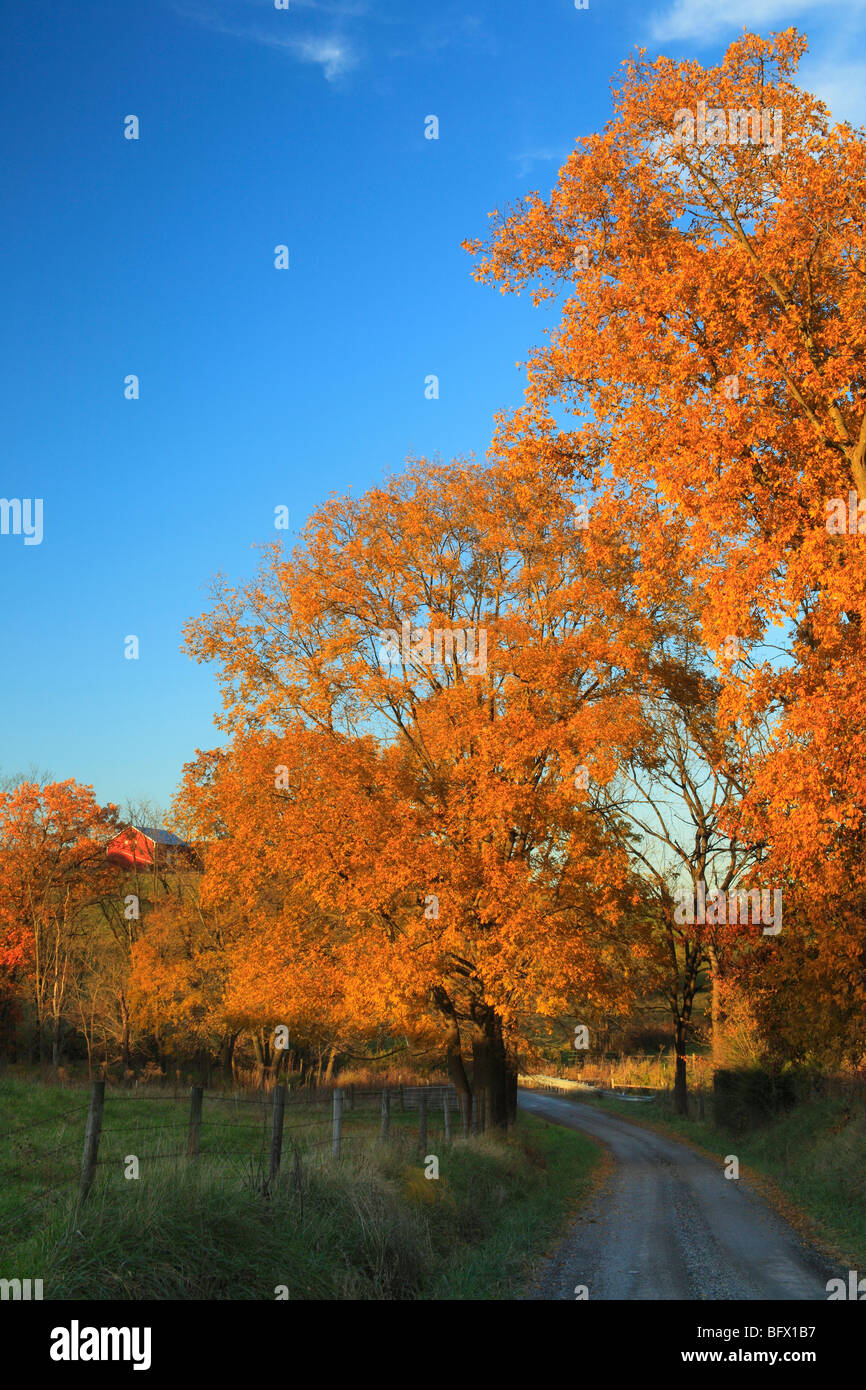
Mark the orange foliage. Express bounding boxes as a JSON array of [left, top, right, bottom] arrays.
[[466, 30, 866, 1066], [181, 455, 663, 1097]]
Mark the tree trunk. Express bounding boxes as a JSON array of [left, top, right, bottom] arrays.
[[506, 1058, 518, 1127], [432, 987, 473, 1133], [674, 1018, 689, 1116], [252, 1030, 272, 1083], [120, 995, 131, 1073], [707, 943, 725, 1067], [219, 1030, 238, 1077], [446, 1039, 473, 1132], [471, 1005, 509, 1131], [671, 940, 702, 1116], [488, 1016, 509, 1129]]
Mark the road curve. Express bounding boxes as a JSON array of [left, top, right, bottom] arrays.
[[519, 1089, 842, 1301]]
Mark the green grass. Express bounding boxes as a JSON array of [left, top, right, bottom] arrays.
[[0, 1078, 599, 1300], [573, 1087, 866, 1269], [420, 1116, 599, 1298]]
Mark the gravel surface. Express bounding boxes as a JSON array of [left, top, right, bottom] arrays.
[[520, 1089, 843, 1301]]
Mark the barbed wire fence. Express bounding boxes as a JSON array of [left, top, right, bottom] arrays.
[[0, 1080, 466, 1238]]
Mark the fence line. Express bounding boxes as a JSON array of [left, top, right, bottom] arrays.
[[0, 1079, 472, 1231], [0, 1102, 85, 1141], [65, 1081, 466, 1200]]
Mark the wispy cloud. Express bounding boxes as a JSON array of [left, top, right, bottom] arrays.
[[176, 1, 491, 80], [511, 148, 567, 180], [799, 54, 866, 125], [648, 0, 861, 44], [226, 0, 368, 14], [174, 1, 359, 81], [289, 0, 367, 12], [386, 12, 495, 62], [287, 35, 356, 80]]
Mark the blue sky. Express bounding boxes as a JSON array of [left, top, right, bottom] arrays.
[[1, 0, 864, 816]]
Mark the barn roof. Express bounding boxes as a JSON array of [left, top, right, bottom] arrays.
[[137, 826, 189, 848]]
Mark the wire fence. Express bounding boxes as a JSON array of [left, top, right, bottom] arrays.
[[0, 1080, 468, 1238]]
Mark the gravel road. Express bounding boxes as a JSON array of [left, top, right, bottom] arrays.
[[519, 1089, 842, 1301]]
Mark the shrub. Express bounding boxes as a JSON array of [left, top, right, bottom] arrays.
[[712, 1067, 798, 1135]]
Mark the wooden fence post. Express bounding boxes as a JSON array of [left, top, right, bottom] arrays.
[[418, 1088, 427, 1155], [270, 1082, 287, 1181], [443, 1091, 451, 1144], [399, 1084, 405, 1113], [332, 1087, 343, 1158], [188, 1085, 203, 1159], [380, 1087, 390, 1141], [78, 1080, 105, 1204]]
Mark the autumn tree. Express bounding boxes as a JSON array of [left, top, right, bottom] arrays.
[[731, 728, 866, 1069], [128, 885, 239, 1078], [96, 802, 198, 1072], [466, 28, 866, 1071], [0, 780, 118, 1067], [592, 635, 775, 1109], [183, 455, 664, 1126], [169, 747, 334, 1080]]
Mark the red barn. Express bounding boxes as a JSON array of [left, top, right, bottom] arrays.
[[106, 825, 197, 871]]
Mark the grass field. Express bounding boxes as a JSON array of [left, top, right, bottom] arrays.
[[0, 1078, 599, 1300]]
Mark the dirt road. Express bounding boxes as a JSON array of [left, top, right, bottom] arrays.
[[519, 1089, 842, 1300]]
